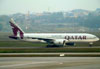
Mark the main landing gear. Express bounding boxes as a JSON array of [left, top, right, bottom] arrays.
[[46, 44, 64, 48]]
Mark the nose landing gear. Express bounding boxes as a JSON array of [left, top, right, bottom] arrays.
[[89, 42, 93, 47]]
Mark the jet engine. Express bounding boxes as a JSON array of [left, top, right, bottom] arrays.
[[53, 39, 67, 46]]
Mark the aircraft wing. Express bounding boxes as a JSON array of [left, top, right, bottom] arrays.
[[32, 37, 54, 43]]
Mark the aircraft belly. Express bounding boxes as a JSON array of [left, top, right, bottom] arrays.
[[68, 39, 95, 42]]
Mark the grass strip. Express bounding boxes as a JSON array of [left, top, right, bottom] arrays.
[[0, 48, 100, 53]]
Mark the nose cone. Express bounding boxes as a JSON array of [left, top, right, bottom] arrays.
[[95, 36, 99, 41], [96, 37, 99, 41]]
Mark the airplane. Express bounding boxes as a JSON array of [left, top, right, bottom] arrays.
[[9, 18, 99, 47]]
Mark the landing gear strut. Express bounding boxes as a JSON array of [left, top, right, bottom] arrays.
[[89, 42, 93, 47]]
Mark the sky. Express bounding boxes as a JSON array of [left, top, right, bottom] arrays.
[[0, 0, 100, 15]]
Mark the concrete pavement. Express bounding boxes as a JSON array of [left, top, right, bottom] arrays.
[[0, 57, 100, 69]]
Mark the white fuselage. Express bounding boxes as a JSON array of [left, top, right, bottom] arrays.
[[21, 33, 99, 43]]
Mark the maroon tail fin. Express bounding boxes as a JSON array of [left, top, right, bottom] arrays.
[[9, 18, 24, 39]]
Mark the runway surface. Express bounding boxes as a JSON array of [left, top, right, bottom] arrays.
[[0, 57, 100, 69], [0, 53, 100, 57]]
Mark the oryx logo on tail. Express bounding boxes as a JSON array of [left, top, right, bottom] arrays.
[[9, 18, 24, 39]]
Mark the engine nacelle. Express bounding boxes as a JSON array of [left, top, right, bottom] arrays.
[[53, 39, 67, 45]]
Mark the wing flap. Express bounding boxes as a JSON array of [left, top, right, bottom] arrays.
[[32, 37, 54, 43]]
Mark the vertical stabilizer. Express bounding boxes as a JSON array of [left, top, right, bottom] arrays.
[[9, 18, 24, 39]]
